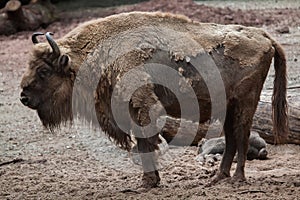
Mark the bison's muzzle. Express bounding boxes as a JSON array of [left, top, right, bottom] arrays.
[[20, 92, 29, 106], [20, 90, 39, 109]]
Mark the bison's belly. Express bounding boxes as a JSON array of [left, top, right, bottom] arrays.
[[154, 84, 212, 123]]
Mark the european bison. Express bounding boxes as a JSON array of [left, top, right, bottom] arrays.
[[20, 12, 288, 187]]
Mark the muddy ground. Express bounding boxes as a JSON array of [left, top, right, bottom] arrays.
[[0, 0, 299, 199]]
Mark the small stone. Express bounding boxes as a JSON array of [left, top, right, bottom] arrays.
[[294, 181, 300, 187], [185, 56, 191, 63], [276, 26, 290, 34], [224, 15, 233, 20]]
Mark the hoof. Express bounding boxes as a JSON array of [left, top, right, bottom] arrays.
[[206, 172, 230, 187], [226, 175, 249, 187], [142, 171, 160, 188], [231, 173, 247, 183]]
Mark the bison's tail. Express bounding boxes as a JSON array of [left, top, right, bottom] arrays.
[[271, 38, 289, 144]]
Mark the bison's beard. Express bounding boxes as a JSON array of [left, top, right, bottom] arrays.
[[37, 94, 73, 131]]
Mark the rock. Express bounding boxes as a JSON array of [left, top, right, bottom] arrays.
[[196, 131, 268, 165], [276, 26, 290, 34], [247, 132, 268, 160]]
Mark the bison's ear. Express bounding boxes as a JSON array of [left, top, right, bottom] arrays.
[[58, 54, 69, 68], [58, 54, 72, 75]]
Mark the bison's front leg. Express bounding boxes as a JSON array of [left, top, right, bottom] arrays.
[[129, 85, 164, 187], [136, 135, 161, 188]]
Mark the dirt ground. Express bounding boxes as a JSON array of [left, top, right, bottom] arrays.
[[0, 0, 299, 199]]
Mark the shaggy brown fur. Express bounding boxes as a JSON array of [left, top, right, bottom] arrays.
[[21, 44, 74, 130], [20, 12, 288, 187]]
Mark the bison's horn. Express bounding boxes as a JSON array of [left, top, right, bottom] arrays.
[[45, 32, 60, 56], [32, 32, 44, 44]]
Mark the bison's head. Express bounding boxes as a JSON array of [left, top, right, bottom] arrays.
[[20, 32, 74, 130]]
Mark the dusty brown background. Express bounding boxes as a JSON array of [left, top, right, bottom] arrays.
[[0, 0, 299, 199]]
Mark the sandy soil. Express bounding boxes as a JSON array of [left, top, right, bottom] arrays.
[[0, 0, 299, 199]]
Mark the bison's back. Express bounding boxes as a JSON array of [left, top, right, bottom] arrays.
[[62, 12, 273, 67]]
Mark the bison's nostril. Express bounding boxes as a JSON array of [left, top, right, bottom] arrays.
[[20, 95, 29, 106]]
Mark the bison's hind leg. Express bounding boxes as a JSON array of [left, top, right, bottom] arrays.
[[233, 103, 261, 183], [209, 102, 237, 185], [210, 95, 259, 185], [231, 92, 261, 182]]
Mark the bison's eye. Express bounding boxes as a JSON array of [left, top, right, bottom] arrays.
[[37, 67, 53, 79]]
